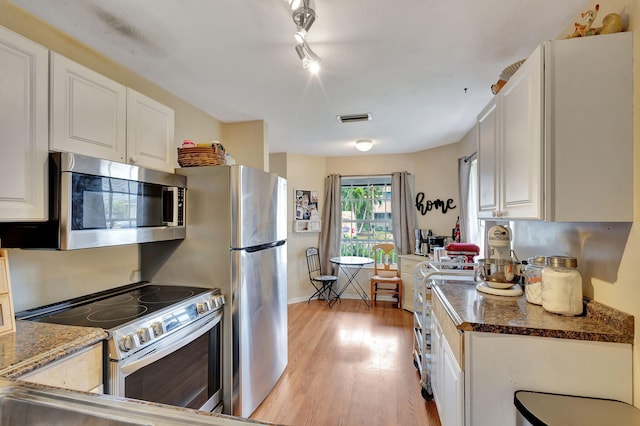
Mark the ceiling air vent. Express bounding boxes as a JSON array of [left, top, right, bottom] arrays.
[[336, 113, 372, 123]]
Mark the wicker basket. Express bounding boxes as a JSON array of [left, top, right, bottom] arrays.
[[177, 146, 226, 167]]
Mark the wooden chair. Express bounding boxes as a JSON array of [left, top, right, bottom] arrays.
[[305, 247, 339, 307], [370, 243, 403, 308]]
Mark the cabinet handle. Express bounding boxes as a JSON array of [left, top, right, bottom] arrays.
[[492, 211, 498, 217], [129, 156, 137, 164]]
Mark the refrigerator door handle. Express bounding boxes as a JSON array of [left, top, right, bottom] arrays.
[[238, 240, 286, 253]]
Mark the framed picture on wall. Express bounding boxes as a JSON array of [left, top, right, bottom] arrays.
[[294, 189, 320, 232]]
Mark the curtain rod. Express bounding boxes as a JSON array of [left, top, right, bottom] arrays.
[[463, 152, 477, 162], [336, 172, 411, 178]]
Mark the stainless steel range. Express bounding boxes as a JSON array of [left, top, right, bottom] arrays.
[[16, 282, 225, 412]]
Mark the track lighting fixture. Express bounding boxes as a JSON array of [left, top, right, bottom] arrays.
[[290, 0, 316, 32], [286, 0, 321, 73], [295, 40, 321, 74]]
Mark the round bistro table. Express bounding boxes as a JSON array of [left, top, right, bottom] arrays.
[[329, 256, 374, 308]]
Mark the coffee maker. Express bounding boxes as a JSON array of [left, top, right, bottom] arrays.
[[414, 229, 430, 256]]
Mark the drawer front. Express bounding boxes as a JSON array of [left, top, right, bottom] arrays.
[[432, 292, 463, 370], [20, 343, 103, 392]]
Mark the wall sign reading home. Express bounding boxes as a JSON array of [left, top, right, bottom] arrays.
[[415, 192, 456, 215]]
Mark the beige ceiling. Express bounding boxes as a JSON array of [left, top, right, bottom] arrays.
[[12, 0, 592, 157]]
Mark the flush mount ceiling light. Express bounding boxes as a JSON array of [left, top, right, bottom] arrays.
[[286, 0, 321, 73], [355, 139, 374, 152]]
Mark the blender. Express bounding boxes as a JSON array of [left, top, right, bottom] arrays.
[[475, 225, 523, 295]]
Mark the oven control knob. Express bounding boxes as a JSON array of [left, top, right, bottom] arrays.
[[119, 334, 136, 352], [151, 322, 164, 338], [196, 302, 209, 314], [137, 328, 151, 344], [211, 295, 225, 308]]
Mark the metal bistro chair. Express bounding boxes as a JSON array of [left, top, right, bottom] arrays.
[[370, 243, 403, 308], [305, 247, 339, 307]]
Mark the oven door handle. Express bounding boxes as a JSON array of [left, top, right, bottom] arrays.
[[119, 311, 221, 376]]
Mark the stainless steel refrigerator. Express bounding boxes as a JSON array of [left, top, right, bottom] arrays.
[[141, 164, 287, 418]]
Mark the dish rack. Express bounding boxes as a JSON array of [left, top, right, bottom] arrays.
[[413, 260, 476, 400]]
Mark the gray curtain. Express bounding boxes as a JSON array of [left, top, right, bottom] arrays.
[[457, 153, 476, 242], [391, 171, 417, 255], [319, 174, 341, 275]]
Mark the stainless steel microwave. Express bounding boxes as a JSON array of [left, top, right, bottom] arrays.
[[0, 152, 186, 250]]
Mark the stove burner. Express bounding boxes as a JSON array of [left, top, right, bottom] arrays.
[[88, 305, 148, 323], [50, 306, 92, 319], [138, 289, 195, 304], [94, 294, 134, 305]]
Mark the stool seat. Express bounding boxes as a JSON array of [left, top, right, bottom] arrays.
[[370, 243, 402, 309]]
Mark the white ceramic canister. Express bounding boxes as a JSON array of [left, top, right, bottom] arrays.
[[541, 256, 583, 316], [524, 256, 546, 305]]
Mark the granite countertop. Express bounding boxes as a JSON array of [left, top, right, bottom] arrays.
[[0, 320, 107, 379], [432, 281, 634, 344]]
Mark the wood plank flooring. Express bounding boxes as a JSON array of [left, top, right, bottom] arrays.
[[250, 299, 441, 426]]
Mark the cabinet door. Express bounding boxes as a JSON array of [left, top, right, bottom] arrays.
[[477, 100, 498, 219], [126, 88, 176, 172], [50, 52, 126, 162], [442, 338, 464, 426], [430, 313, 443, 412], [499, 45, 543, 219], [20, 343, 103, 392], [400, 256, 425, 311], [0, 26, 48, 221]]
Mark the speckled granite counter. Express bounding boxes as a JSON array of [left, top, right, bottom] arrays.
[[0, 320, 107, 378], [432, 281, 634, 344]]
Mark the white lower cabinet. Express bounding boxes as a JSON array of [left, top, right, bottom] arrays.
[[442, 339, 463, 426], [19, 343, 103, 393], [431, 291, 632, 426], [464, 332, 631, 425], [431, 291, 464, 426], [400, 255, 427, 311]]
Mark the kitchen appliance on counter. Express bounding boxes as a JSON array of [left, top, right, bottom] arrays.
[[140, 164, 288, 418], [427, 235, 447, 253], [16, 282, 225, 412], [0, 152, 186, 250], [414, 229, 426, 255], [475, 225, 523, 296]]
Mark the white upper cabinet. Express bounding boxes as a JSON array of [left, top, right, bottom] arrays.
[[477, 100, 498, 216], [126, 88, 175, 172], [477, 32, 632, 222], [50, 52, 127, 163], [50, 53, 176, 172], [0, 26, 49, 221]]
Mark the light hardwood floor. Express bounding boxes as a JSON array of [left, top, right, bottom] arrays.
[[250, 298, 441, 426]]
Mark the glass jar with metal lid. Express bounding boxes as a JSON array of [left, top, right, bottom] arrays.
[[541, 256, 583, 316], [523, 256, 546, 305]]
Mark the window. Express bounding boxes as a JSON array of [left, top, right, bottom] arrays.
[[340, 175, 394, 260], [465, 158, 484, 257]]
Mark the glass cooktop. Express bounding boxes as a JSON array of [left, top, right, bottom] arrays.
[[16, 282, 213, 330]]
